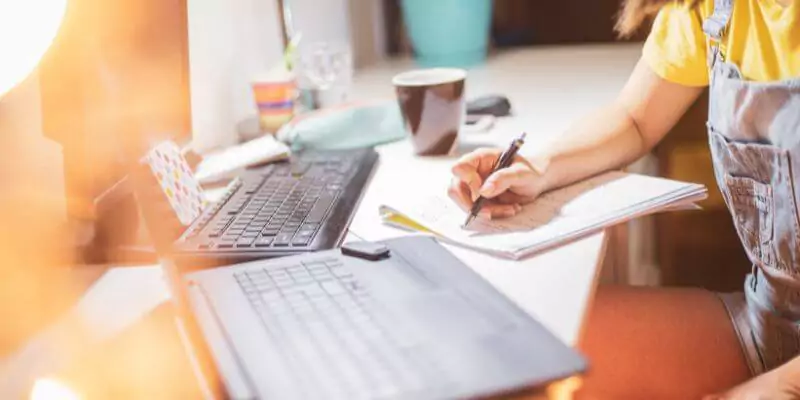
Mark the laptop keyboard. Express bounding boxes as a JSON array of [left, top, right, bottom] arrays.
[[234, 257, 455, 399]]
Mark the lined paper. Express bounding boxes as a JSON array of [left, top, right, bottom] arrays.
[[380, 171, 707, 259]]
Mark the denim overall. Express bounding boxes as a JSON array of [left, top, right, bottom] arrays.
[[703, 0, 800, 375]]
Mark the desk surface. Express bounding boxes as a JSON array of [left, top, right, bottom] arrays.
[[347, 42, 641, 345], [0, 43, 642, 398]]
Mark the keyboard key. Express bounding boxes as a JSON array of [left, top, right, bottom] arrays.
[[306, 195, 335, 223], [261, 229, 280, 236], [294, 275, 315, 285], [261, 290, 281, 304], [236, 237, 255, 247], [321, 281, 347, 296], [254, 281, 276, 292], [246, 270, 269, 281], [274, 233, 293, 246], [280, 224, 298, 231], [310, 268, 330, 278], [292, 269, 313, 280], [226, 230, 245, 238], [296, 230, 314, 238], [268, 269, 290, 279], [254, 237, 274, 247], [251, 223, 269, 231], [305, 262, 326, 272], [292, 236, 311, 246], [217, 241, 235, 248], [302, 284, 326, 298], [296, 230, 315, 240], [273, 276, 293, 288]]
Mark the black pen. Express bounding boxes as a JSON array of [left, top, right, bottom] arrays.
[[463, 132, 527, 228]]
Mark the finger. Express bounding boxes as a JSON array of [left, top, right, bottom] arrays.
[[494, 191, 529, 205], [447, 178, 474, 212], [455, 148, 505, 178], [452, 148, 502, 198], [450, 164, 483, 200], [476, 203, 520, 220], [479, 163, 534, 198], [471, 148, 506, 177]]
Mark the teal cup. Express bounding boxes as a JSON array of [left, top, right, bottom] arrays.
[[400, 0, 493, 68]]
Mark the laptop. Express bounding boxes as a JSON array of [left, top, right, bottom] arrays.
[[132, 142, 589, 399], [131, 141, 379, 269]]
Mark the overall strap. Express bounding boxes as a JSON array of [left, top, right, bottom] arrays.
[[702, 0, 734, 67]]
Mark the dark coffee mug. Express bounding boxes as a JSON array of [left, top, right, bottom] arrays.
[[392, 68, 466, 155]]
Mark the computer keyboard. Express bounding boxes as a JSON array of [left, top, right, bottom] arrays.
[[177, 148, 378, 262], [234, 257, 453, 399], [196, 169, 336, 249]]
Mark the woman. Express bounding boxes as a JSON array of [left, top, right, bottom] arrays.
[[448, 0, 800, 398]]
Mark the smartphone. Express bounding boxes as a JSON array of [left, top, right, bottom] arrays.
[[463, 114, 495, 133]]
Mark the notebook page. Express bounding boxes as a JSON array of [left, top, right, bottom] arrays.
[[382, 171, 705, 257]]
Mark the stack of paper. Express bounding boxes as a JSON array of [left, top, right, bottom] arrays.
[[194, 134, 291, 185], [379, 171, 707, 260]]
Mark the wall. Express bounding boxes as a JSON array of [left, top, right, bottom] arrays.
[[186, 0, 285, 151], [286, 0, 351, 45], [347, 0, 388, 68]]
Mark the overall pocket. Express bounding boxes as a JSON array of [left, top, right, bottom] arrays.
[[723, 174, 775, 266]]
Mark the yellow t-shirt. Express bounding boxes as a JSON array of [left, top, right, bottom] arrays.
[[642, 0, 800, 86]]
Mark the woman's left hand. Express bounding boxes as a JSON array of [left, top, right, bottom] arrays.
[[704, 357, 800, 400]]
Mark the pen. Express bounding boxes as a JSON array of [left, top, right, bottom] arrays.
[[463, 132, 527, 228]]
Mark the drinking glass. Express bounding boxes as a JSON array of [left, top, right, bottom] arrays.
[[293, 41, 353, 110]]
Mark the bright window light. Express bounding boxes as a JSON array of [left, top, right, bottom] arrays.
[[30, 378, 81, 400], [0, 0, 67, 97]]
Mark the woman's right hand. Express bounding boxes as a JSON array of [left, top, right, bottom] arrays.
[[448, 148, 546, 220]]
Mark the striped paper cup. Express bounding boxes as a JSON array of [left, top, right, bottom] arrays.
[[252, 71, 296, 132]]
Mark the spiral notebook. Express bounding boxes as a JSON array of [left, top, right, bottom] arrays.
[[379, 171, 707, 260]]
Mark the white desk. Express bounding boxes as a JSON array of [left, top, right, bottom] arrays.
[[347, 43, 642, 344], [0, 43, 642, 397]]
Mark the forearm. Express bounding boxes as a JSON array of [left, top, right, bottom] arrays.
[[529, 102, 650, 193]]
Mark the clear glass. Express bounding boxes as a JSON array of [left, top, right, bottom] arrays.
[[293, 41, 353, 109]]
